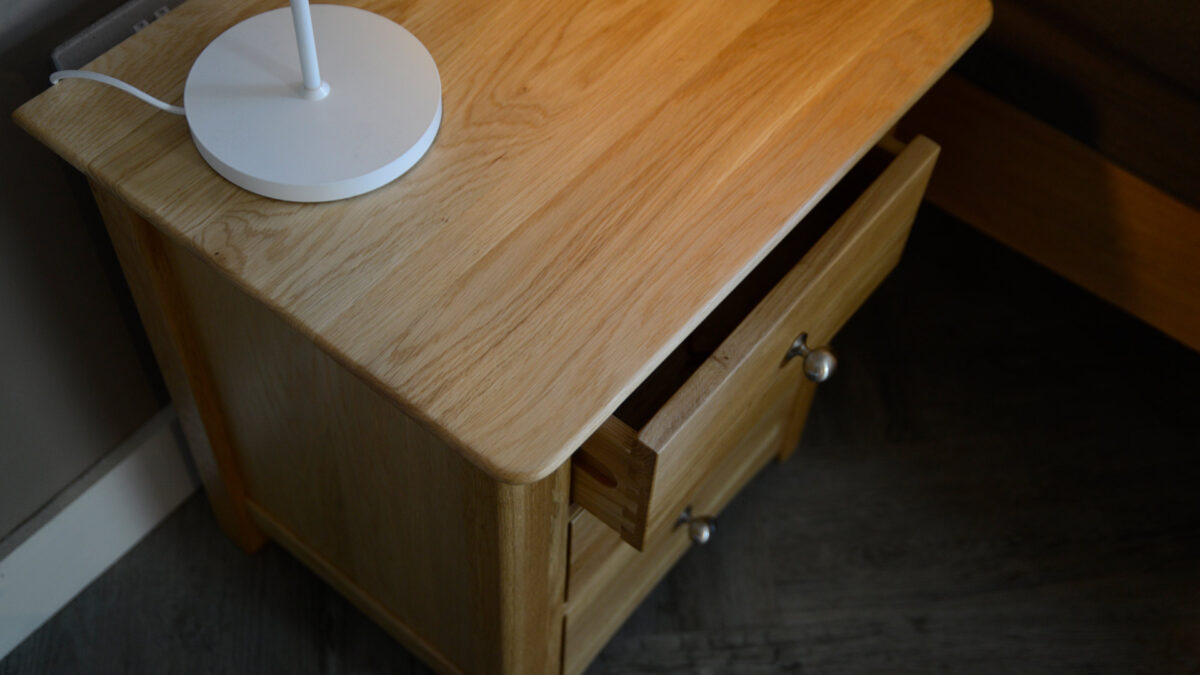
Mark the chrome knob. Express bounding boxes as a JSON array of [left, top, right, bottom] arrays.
[[676, 506, 716, 545], [785, 332, 836, 382]]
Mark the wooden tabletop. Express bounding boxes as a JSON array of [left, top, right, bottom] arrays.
[[16, 0, 990, 483]]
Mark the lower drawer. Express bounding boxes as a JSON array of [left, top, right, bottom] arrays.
[[563, 385, 793, 675], [571, 137, 940, 550]]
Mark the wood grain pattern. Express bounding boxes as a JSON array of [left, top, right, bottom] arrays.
[[165, 236, 570, 674], [90, 184, 265, 552], [898, 76, 1200, 352], [14, 0, 991, 484]]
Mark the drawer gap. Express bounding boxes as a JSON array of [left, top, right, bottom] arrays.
[[613, 147, 896, 430]]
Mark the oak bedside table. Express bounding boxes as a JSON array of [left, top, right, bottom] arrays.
[[15, 1, 991, 672]]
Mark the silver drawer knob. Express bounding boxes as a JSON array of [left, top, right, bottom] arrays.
[[785, 332, 836, 382], [676, 506, 716, 545]]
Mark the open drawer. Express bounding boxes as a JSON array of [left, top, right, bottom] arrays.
[[571, 136, 940, 550]]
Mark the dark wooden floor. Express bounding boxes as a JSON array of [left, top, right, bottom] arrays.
[[5, 208, 1200, 674]]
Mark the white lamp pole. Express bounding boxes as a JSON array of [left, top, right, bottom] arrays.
[[288, 0, 329, 99]]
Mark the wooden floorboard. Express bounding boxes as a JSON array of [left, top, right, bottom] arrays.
[[4, 207, 1199, 674]]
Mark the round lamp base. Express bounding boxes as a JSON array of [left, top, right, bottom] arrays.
[[184, 5, 441, 202]]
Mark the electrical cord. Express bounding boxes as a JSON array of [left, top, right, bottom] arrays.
[[49, 70, 186, 116]]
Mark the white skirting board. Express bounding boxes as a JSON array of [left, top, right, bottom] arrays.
[[0, 407, 198, 659]]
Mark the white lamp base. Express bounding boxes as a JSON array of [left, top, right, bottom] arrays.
[[184, 5, 441, 202]]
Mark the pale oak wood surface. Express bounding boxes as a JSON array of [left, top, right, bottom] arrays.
[[14, 0, 991, 483]]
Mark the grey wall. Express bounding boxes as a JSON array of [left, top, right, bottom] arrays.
[[1, 0, 162, 540]]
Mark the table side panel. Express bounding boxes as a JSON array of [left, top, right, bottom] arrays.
[[90, 183, 264, 551], [167, 241, 570, 675]]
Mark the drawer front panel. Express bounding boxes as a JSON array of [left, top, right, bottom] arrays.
[[573, 137, 940, 548], [564, 388, 791, 675]]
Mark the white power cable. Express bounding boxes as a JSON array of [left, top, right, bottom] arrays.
[[49, 70, 186, 116]]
